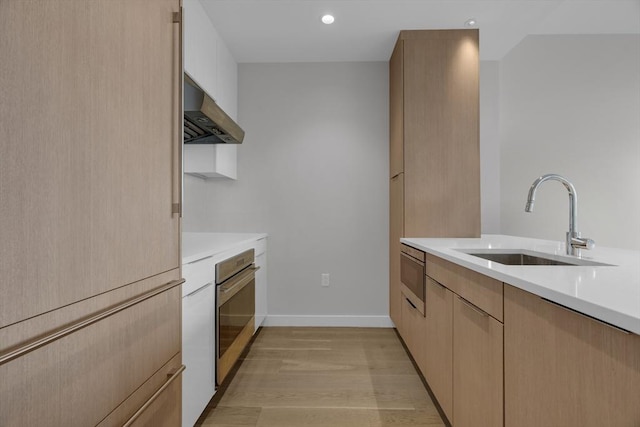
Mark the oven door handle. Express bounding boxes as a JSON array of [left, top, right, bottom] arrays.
[[217, 266, 260, 306], [220, 266, 260, 293]]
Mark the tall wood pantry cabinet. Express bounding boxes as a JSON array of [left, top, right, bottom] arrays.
[[389, 30, 481, 328], [0, 1, 184, 425]]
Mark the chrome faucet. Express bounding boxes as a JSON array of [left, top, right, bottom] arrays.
[[525, 174, 595, 257]]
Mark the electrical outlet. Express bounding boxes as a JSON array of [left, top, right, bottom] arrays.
[[321, 273, 330, 287]]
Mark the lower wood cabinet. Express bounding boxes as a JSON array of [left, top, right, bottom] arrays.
[[389, 173, 404, 328], [0, 281, 182, 427], [504, 285, 640, 427], [453, 295, 503, 427], [397, 251, 639, 427], [400, 291, 427, 372], [423, 278, 453, 421], [98, 353, 184, 427]]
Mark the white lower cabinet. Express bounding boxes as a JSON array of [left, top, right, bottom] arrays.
[[181, 234, 268, 426], [255, 238, 268, 329], [182, 282, 216, 427]]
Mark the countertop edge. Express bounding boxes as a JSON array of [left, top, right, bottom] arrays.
[[182, 232, 268, 265]]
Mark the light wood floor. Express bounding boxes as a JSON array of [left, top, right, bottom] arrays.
[[196, 327, 446, 427]]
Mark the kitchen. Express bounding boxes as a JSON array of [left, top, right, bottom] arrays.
[[1, 0, 638, 426]]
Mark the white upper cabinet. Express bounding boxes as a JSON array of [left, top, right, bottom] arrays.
[[183, 0, 238, 119], [216, 39, 238, 120], [183, 0, 239, 179], [183, 0, 218, 102]]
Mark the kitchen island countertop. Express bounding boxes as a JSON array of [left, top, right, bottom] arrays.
[[401, 235, 640, 334]]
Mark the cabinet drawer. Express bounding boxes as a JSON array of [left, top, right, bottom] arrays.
[[255, 237, 267, 257], [400, 291, 427, 374], [401, 244, 426, 262], [183, 255, 216, 296], [426, 254, 503, 322], [98, 353, 183, 427], [0, 283, 181, 427]]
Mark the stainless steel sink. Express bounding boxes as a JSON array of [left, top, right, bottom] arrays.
[[457, 250, 612, 267]]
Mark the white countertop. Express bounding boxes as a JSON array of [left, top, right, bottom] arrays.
[[182, 232, 267, 264], [401, 235, 640, 335]]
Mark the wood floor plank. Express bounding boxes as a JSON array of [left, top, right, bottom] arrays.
[[196, 327, 445, 427]]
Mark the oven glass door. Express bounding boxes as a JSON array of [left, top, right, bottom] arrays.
[[218, 279, 255, 359]]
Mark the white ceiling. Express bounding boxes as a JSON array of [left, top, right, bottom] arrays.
[[200, 0, 640, 62]]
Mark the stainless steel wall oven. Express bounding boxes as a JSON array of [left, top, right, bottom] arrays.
[[215, 249, 258, 384]]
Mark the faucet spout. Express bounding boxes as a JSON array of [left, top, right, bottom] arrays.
[[524, 174, 594, 256]]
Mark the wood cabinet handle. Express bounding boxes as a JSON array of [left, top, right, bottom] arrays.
[[405, 297, 417, 310], [458, 296, 489, 318], [122, 364, 186, 427], [429, 278, 446, 291], [219, 267, 260, 294], [0, 279, 185, 366], [541, 298, 631, 335]]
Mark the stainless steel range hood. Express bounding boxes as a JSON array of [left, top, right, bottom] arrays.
[[183, 74, 244, 144]]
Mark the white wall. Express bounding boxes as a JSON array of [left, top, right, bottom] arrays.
[[480, 61, 501, 234], [499, 35, 640, 250], [183, 62, 391, 326], [182, 58, 508, 324]]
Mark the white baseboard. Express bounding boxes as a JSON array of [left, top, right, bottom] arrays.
[[262, 315, 394, 328]]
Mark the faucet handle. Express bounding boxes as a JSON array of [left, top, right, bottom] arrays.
[[571, 236, 595, 251]]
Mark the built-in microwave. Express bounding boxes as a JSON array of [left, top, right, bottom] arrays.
[[400, 244, 426, 316]]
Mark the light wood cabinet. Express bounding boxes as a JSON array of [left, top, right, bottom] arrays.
[[403, 250, 638, 427], [423, 278, 453, 421], [453, 295, 503, 427], [389, 39, 404, 178], [0, 0, 183, 424], [389, 174, 404, 328], [426, 254, 503, 322], [390, 30, 481, 239], [504, 285, 640, 427], [419, 253, 503, 427], [400, 291, 427, 373], [0, 281, 182, 426], [0, 0, 181, 328], [389, 29, 480, 334], [98, 353, 184, 427]]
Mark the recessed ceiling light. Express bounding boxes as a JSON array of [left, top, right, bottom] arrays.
[[464, 18, 477, 27], [321, 14, 335, 25]]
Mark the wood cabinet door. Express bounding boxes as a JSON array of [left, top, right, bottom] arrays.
[[0, 282, 182, 427], [453, 295, 503, 427], [126, 365, 183, 427], [0, 0, 182, 328], [389, 174, 404, 328], [402, 31, 480, 238], [389, 40, 404, 178], [424, 278, 453, 422], [504, 285, 640, 427], [400, 291, 426, 373]]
